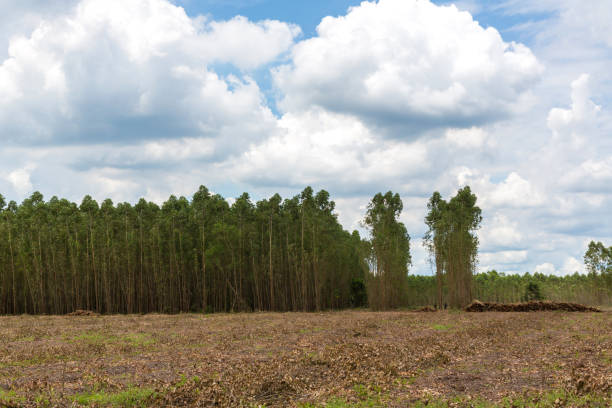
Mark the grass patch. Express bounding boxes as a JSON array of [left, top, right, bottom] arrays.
[[432, 324, 452, 331], [0, 389, 25, 404], [74, 332, 110, 345], [16, 335, 35, 342], [501, 389, 610, 408], [73, 386, 155, 407], [298, 326, 324, 334], [73, 332, 154, 347], [0, 355, 58, 368], [121, 333, 155, 347], [302, 389, 609, 408], [299, 384, 387, 408]]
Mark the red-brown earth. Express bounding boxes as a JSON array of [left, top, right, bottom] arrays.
[[0, 310, 610, 407]]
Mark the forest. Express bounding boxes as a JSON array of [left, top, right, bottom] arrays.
[[0, 187, 610, 315]]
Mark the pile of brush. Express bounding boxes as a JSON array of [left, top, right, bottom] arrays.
[[465, 300, 601, 312], [67, 309, 100, 316]]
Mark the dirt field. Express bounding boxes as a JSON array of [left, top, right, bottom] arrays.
[[0, 311, 610, 407]]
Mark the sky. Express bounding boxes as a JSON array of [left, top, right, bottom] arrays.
[[0, 0, 611, 276]]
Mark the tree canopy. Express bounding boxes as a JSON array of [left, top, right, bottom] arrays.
[[363, 191, 412, 310], [0, 187, 368, 314], [424, 187, 482, 308]]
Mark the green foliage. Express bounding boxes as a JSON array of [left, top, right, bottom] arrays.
[[363, 191, 411, 310], [350, 278, 368, 308], [401, 270, 612, 307], [584, 241, 612, 276], [423, 187, 482, 309], [72, 387, 155, 407], [524, 281, 543, 301], [0, 187, 368, 314]]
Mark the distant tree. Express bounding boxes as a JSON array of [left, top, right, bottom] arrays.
[[584, 240, 612, 304], [584, 241, 612, 276], [524, 282, 543, 301], [350, 278, 367, 308]]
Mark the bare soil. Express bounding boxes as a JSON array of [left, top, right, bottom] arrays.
[[0, 310, 610, 407]]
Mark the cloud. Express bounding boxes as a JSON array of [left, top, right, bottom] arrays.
[[498, 0, 612, 49], [478, 213, 523, 250], [274, 0, 543, 134], [480, 250, 528, 265], [4, 164, 36, 197], [456, 169, 544, 209], [445, 127, 489, 148], [534, 257, 584, 276], [198, 16, 301, 69], [561, 157, 612, 193], [560, 256, 584, 275], [0, 0, 80, 60], [547, 74, 601, 140], [0, 0, 296, 151], [534, 262, 556, 275], [230, 108, 430, 191]]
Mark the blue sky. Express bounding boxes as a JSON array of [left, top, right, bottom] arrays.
[[176, 0, 364, 37], [175, 0, 554, 44], [1, 0, 611, 276]]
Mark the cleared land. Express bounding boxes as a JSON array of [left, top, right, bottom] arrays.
[[0, 311, 610, 407]]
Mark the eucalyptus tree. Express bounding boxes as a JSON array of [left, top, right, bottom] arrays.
[[584, 241, 612, 275], [0, 186, 368, 314], [364, 191, 411, 310], [424, 191, 446, 309], [445, 187, 482, 308], [424, 187, 481, 308], [584, 240, 612, 303]]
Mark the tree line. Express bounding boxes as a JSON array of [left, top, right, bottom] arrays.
[[0, 187, 370, 314], [1, 186, 608, 314], [402, 269, 612, 307]]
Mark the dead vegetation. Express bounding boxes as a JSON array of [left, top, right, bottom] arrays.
[[66, 310, 100, 316], [465, 300, 602, 312], [0, 310, 609, 407], [414, 306, 438, 312]]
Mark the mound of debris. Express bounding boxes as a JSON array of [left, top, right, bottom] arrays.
[[415, 306, 438, 312], [465, 300, 601, 312], [67, 309, 100, 316]]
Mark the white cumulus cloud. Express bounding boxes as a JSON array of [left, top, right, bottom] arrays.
[[0, 0, 295, 152], [4, 164, 36, 197], [274, 0, 543, 133], [547, 74, 601, 140]]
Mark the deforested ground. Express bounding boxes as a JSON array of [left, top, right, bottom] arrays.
[[0, 311, 610, 407]]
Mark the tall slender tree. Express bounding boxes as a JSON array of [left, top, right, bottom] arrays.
[[364, 192, 411, 310], [424, 187, 481, 308]]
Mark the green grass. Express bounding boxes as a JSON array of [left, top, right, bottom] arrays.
[[73, 331, 154, 347], [298, 326, 324, 334], [72, 386, 155, 407], [500, 389, 610, 408], [432, 323, 452, 331], [0, 389, 25, 404], [299, 384, 387, 408], [121, 333, 155, 347], [0, 355, 58, 368], [300, 389, 609, 408]]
